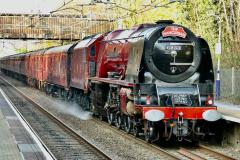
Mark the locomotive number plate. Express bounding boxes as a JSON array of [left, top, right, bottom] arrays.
[[166, 45, 182, 51], [173, 94, 192, 106]]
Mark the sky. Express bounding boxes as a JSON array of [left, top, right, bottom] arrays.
[[0, 0, 64, 14]]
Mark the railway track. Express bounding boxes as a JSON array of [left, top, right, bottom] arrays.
[[177, 145, 236, 160], [91, 118, 181, 160], [0, 77, 111, 160], [92, 119, 236, 160]]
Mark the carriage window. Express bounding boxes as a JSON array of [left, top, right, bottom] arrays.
[[90, 46, 95, 57]]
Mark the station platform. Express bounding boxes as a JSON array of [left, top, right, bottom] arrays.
[[0, 88, 46, 160], [215, 101, 240, 123]]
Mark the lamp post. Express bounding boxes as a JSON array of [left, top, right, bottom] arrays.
[[215, 17, 221, 100]]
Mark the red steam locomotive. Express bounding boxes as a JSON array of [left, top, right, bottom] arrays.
[[0, 20, 221, 142]]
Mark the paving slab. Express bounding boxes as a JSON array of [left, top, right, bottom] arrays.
[[0, 88, 45, 160], [215, 101, 240, 123]]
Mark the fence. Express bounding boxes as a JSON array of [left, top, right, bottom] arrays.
[[217, 67, 240, 104]]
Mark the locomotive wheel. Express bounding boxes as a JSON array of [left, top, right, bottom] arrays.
[[78, 95, 83, 108], [44, 85, 48, 94], [107, 110, 114, 125], [99, 113, 104, 121], [124, 116, 133, 134], [132, 119, 140, 137], [115, 113, 122, 129], [45, 85, 51, 95], [89, 104, 95, 113], [61, 89, 67, 100], [67, 90, 73, 101], [57, 88, 61, 98], [145, 130, 152, 143], [82, 96, 90, 111], [144, 121, 156, 143]]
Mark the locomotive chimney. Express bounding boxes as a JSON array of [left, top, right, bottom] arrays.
[[156, 20, 174, 24]]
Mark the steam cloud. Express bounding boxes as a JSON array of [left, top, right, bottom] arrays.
[[48, 98, 93, 120]]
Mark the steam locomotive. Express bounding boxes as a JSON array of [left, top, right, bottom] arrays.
[[0, 20, 221, 142]]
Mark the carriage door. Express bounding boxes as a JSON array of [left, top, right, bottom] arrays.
[[89, 45, 96, 77]]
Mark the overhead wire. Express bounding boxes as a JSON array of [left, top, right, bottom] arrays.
[[116, 0, 179, 20]]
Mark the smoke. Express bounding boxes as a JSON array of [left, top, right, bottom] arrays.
[[48, 99, 93, 120]]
